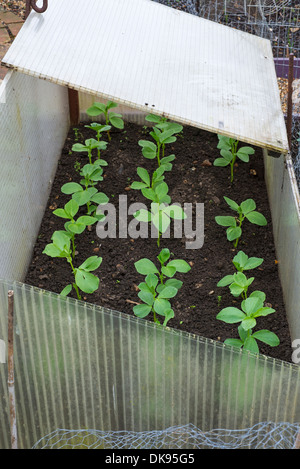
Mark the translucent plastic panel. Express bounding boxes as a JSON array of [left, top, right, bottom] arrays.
[[0, 71, 69, 281], [0, 280, 299, 449]]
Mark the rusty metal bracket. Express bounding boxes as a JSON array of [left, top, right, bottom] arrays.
[[25, 0, 48, 19]]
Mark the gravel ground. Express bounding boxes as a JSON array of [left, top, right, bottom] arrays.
[[0, 1, 25, 18]]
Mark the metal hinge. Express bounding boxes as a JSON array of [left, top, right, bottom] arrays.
[[25, 0, 48, 19]]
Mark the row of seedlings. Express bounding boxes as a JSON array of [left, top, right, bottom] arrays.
[[130, 114, 192, 327], [213, 135, 280, 354], [42, 101, 124, 300]]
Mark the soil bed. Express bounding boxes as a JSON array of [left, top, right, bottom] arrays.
[[25, 121, 292, 363]]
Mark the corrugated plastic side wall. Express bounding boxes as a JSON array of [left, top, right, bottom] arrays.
[[263, 150, 300, 344], [0, 70, 70, 281], [0, 280, 299, 449]]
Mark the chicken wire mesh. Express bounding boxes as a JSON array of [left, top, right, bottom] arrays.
[[32, 422, 300, 449]]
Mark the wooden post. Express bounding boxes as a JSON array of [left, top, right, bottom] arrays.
[[8, 290, 17, 449], [68, 88, 80, 126]]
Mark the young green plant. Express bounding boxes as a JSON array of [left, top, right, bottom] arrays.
[[86, 101, 124, 141], [84, 123, 111, 159], [133, 248, 191, 326], [216, 291, 280, 354], [215, 196, 267, 247], [214, 135, 255, 183], [43, 230, 102, 300], [72, 138, 108, 164], [52, 199, 100, 258], [133, 181, 186, 247], [138, 118, 182, 168], [217, 251, 264, 299]]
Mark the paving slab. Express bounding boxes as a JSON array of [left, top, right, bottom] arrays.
[[0, 10, 23, 23], [0, 7, 24, 79]]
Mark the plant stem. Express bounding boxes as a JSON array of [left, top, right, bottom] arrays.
[[68, 257, 81, 300], [71, 236, 76, 259], [157, 144, 161, 167]]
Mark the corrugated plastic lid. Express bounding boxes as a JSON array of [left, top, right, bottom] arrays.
[[2, 0, 289, 154]]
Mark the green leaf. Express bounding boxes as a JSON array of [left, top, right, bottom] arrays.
[[79, 256, 102, 272], [131, 181, 148, 190], [249, 290, 266, 302], [243, 337, 259, 354], [214, 158, 230, 167], [90, 192, 109, 205], [224, 338, 243, 349], [254, 306, 276, 317], [52, 230, 71, 252], [141, 188, 157, 201], [154, 182, 169, 200], [163, 309, 175, 326], [72, 143, 88, 153], [161, 265, 176, 278], [245, 211, 267, 226], [153, 298, 171, 316], [229, 283, 245, 297], [232, 251, 249, 270], [224, 196, 239, 212], [137, 167, 150, 186], [237, 146, 255, 163], [138, 282, 152, 293], [106, 101, 118, 110], [134, 209, 152, 223], [43, 244, 63, 258], [233, 272, 252, 288], [165, 278, 183, 290], [215, 216, 236, 227], [60, 284, 72, 296], [241, 296, 263, 315], [145, 273, 158, 290], [145, 113, 162, 123], [53, 208, 70, 219], [138, 140, 157, 159], [240, 198, 256, 215], [133, 304, 152, 318], [252, 330, 280, 347], [227, 226, 242, 241], [64, 199, 79, 218], [73, 190, 94, 206], [135, 258, 159, 275], [167, 259, 191, 273], [244, 257, 264, 270], [76, 216, 98, 226], [138, 290, 154, 306], [241, 316, 257, 331], [217, 135, 231, 150], [75, 270, 99, 294], [61, 182, 83, 194], [157, 248, 170, 264], [220, 149, 233, 161], [109, 114, 124, 129], [216, 307, 246, 324], [217, 275, 234, 287], [86, 102, 106, 116], [158, 286, 178, 299], [94, 159, 108, 167]]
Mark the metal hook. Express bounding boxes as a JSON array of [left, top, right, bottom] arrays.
[[25, 0, 48, 19]]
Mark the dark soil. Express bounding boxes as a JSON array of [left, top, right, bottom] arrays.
[[24, 121, 293, 363]]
